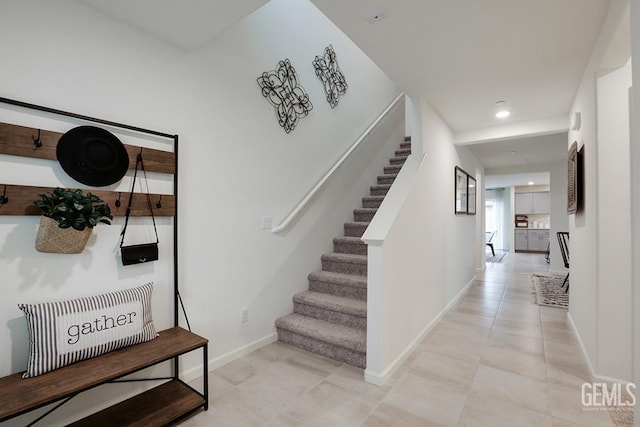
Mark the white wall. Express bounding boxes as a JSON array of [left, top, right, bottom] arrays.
[[568, 0, 631, 382], [630, 3, 640, 423], [0, 0, 399, 424], [595, 59, 632, 381], [363, 96, 483, 384]]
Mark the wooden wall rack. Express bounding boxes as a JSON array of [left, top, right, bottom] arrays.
[[0, 96, 209, 426]]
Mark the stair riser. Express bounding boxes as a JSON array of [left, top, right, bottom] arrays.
[[308, 280, 367, 301], [389, 157, 407, 166], [377, 175, 396, 185], [384, 166, 401, 175], [334, 240, 367, 255], [354, 210, 376, 222], [400, 142, 411, 149], [370, 188, 389, 197], [293, 303, 366, 330], [276, 329, 366, 368], [344, 223, 368, 237], [322, 259, 367, 276], [362, 199, 383, 208], [395, 149, 411, 156]]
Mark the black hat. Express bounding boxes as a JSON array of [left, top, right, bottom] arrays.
[[56, 126, 129, 187]]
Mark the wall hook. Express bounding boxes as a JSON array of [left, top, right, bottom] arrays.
[[32, 129, 42, 150], [156, 195, 162, 209], [0, 185, 8, 205]]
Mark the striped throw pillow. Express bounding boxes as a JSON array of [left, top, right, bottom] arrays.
[[18, 283, 157, 378]]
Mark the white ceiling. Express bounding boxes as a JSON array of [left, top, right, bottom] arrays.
[[78, 0, 269, 51], [74, 0, 614, 183]]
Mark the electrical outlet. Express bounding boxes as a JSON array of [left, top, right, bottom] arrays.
[[241, 308, 249, 323], [261, 216, 272, 230]]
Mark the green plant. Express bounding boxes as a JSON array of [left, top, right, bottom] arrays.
[[34, 188, 113, 231]]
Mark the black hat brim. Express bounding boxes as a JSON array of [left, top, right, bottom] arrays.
[[56, 126, 129, 187]]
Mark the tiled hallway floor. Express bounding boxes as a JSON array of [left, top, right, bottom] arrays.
[[182, 252, 623, 426]]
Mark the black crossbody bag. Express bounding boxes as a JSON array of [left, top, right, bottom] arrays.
[[120, 153, 159, 266]]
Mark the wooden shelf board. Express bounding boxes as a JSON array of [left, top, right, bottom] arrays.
[[0, 121, 175, 174], [0, 327, 207, 422], [68, 380, 205, 427], [0, 185, 175, 216]]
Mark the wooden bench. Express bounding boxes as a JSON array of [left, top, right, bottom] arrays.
[[0, 327, 208, 426]]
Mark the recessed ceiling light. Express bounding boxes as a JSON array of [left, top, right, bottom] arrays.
[[528, 181, 535, 185], [495, 101, 510, 119]]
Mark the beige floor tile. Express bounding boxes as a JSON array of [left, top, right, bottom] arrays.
[[487, 329, 545, 357], [212, 358, 258, 386], [481, 344, 547, 381], [496, 301, 541, 324], [551, 417, 588, 426], [492, 317, 544, 340], [458, 392, 553, 427], [443, 310, 495, 329], [283, 380, 378, 425], [325, 364, 392, 401], [362, 402, 440, 427], [421, 325, 489, 364], [548, 383, 616, 426], [406, 350, 479, 392], [470, 364, 550, 415], [379, 374, 467, 426], [455, 298, 501, 317], [543, 324, 580, 344]]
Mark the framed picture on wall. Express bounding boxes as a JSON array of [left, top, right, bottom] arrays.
[[455, 166, 467, 214], [467, 174, 476, 215]]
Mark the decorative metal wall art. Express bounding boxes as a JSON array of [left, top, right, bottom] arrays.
[[257, 59, 313, 133], [312, 45, 348, 108]]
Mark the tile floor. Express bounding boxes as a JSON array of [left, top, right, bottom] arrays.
[[182, 252, 625, 426]]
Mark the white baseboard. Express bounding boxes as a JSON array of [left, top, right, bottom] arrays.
[[567, 313, 632, 385], [181, 332, 278, 382], [364, 276, 476, 385]]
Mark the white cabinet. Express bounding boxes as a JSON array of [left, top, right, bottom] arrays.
[[528, 230, 550, 252], [515, 229, 529, 251], [515, 192, 550, 214], [514, 229, 549, 252]]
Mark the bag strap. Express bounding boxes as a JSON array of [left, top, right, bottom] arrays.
[[120, 152, 159, 247]]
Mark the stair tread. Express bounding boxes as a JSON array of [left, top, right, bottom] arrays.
[[275, 314, 366, 352], [333, 236, 365, 244], [353, 208, 378, 213], [344, 221, 370, 227], [362, 196, 385, 201], [308, 271, 367, 288], [377, 174, 398, 179], [321, 252, 367, 263], [293, 291, 366, 317]]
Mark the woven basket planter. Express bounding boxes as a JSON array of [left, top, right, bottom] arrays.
[[35, 216, 92, 254]]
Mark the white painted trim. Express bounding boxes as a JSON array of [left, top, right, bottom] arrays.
[[453, 114, 568, 145], [364, 275, 476, 385], [567, 312, 596, 379], [272, 92, 405, 234], [180, 332, 278, 382], [568, 312, 633, 385]]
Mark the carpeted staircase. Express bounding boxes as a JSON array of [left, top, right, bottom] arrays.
[[275, 138, 411, 368]]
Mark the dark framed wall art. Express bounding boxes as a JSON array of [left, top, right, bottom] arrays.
[[567, 141, 578, 214], [467, 175, 477, 215], [455, 166, 468, 214]]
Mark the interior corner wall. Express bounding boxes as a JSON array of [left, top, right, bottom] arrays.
[[0, 0, 399, 424], [595, 59, 632, 380], [630, 0, 640, 410], [568, 0, 631, 382], [375, 96, 483, 373]]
